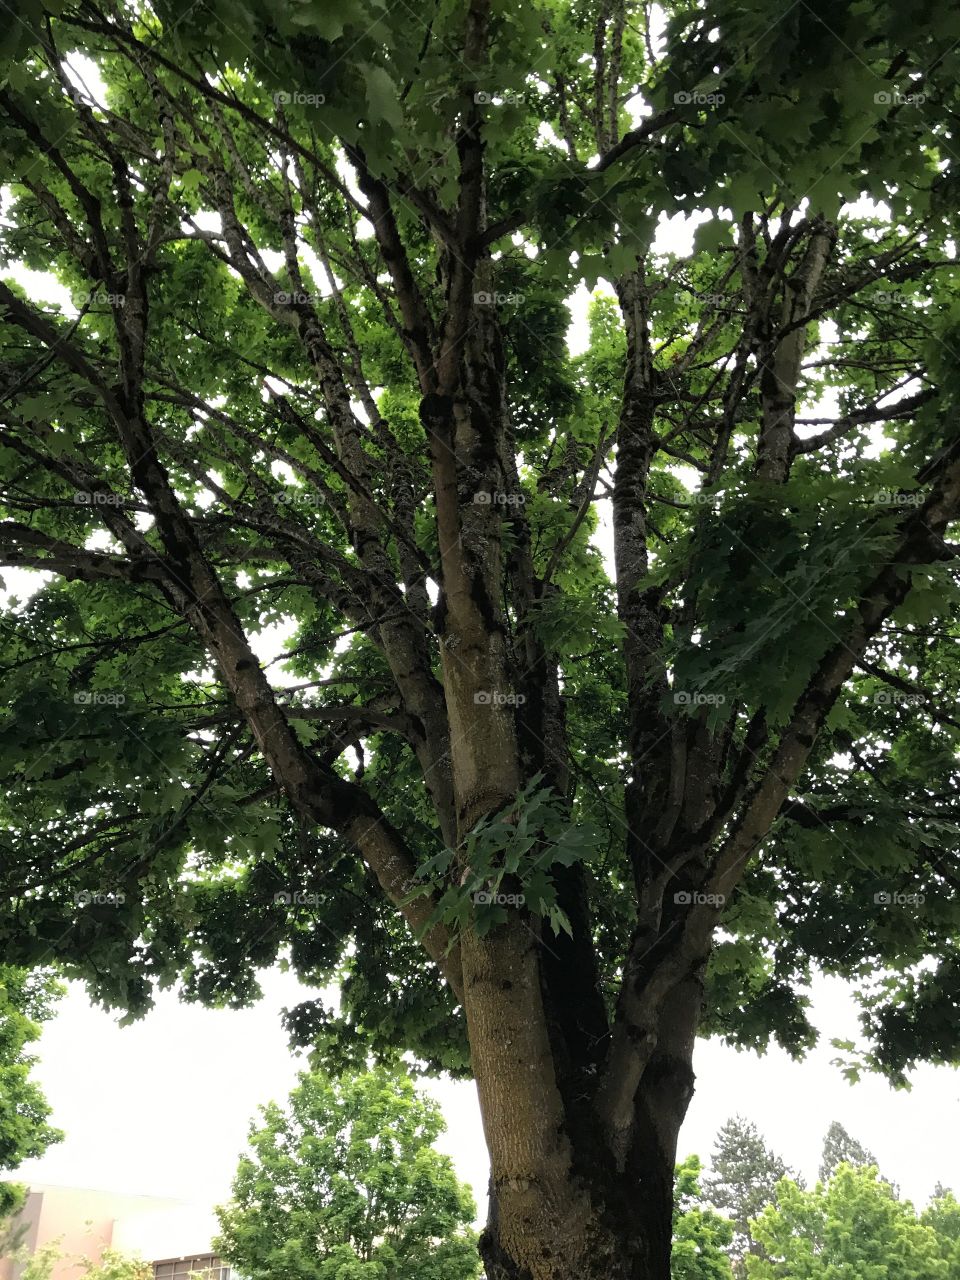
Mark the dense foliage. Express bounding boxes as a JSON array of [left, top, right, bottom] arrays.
[[0, 0, 957, 1083], [0, 970, 62, 1217], [680, 1117, 960, 1279], [672, 1156, 734, 1280], [214, 1067, 480, 1280], [702, 1118, 794, 1274], [9, 1242, 153, 1280], [747, 1167, 960, 1279], [816, 1119, 877, 1185]]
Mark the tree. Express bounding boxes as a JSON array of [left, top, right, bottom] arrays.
[[80, 1250, 154, 1280], [817, 1120, 877, 1184], [2, 1, 960, 1276], [672, 1156, 734, 1280], [9, 1243, 153, 1280], [703, 1117, 793, 1274], [746, 1165, 952, 1279], [213, 1066, 480, 1280], [0, 1195, 31, 1260], [922, 1186, 960, 1273], [0, 970, 62, 1217]]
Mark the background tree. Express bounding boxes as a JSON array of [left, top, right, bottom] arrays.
[[703, 1117, 794, 1275], [0, 1194, 31, 1260], [921, 1186, 960, 1273], [2, 0, 960, 1276], [672, 1155, 734, 1280], [746, 1165, 952, 1279], [214, 1067, 480, 1280], [81, 1250, 153, 1280], [0, 970, 62, 1218], [817, 1119, 878, 1184], [0, 1233, 151, 1280]]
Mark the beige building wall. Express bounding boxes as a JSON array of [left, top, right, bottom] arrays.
[[0, 1186, 184, 1280]]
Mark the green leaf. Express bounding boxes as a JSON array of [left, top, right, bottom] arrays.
[[360, 63, 403, 129]]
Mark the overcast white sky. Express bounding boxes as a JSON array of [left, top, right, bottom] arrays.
[[14, 969, 959, 1222]]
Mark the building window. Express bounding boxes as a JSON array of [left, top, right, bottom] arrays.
[[152, 1256, 231, 1280]]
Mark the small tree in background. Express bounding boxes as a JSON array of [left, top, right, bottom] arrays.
[[817, 1119, 878, 1184], [215, 1066, 480, 1280], [0, 969, 62, 1217], [747, 1164, 951, 1279], [672, 1156, 734, 1280], [6, 1242, 151, 1280], [83, 1250, 154, 1280], [0, 1188, 30, 1259], [703, 1117, 795, 1274], [922, 1186, 960, 1274]]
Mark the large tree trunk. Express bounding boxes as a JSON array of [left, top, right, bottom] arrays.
[[474, 1072, 682, 1280], [420, 214, 700, 1273], [465, 919, 701, 1280], [478, 1173, 675, 1280]]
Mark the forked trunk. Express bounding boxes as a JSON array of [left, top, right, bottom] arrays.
[[462, 915, 701, 1280]]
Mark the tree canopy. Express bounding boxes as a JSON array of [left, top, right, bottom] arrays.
[[746, 1165, 958, 1280], [0, 970, 62, 1217], [672, 1155, 735, 1280], [703, 1117, 795, 1274], [817, 1119, 877, 1185], [678, 1126, 960, 1280], [6, 1240, 153, 1280], [2, 0, 958, 1087], [214, 1066, 480, 1280]]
